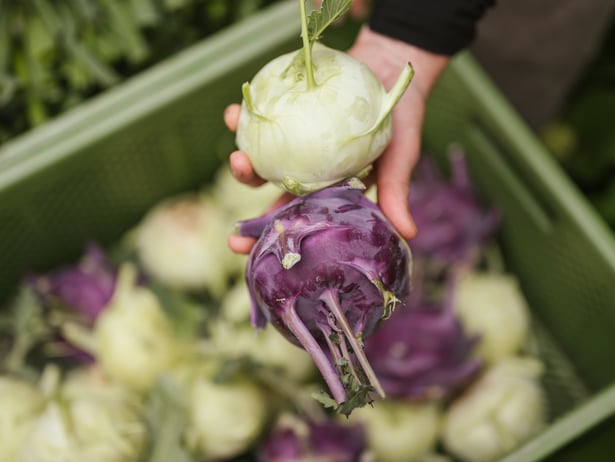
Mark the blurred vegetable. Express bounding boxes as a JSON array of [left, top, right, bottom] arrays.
[[214, 280, 316, 382], [1, 284, 53, 373], [347, 398, 441, 462], [209, 165, 282, 223], [259, 412, 368, 462], [364, 274, 481, 401], [21, 366, 147, 462], [442, 357, 546, 462], [454, 270, 530, 364], [134, 193, 233, 297], [408, 151, 500, 264], [142, 376, 193, 462], [236, 0, 413, 195], [0, 375, 45, 462], [28, 242, 116, 324], [92, 264, 178, 392], [172, 358, 270, 460], [238, 178, 412, 413]]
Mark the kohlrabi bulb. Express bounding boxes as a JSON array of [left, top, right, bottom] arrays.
[[94, 264, 178, 392], [237, 180, 413, 412], [134, 193, 233, 297], [454, 271, 530, 364], [209, 165, 282, 223], [236, 42, 413, 195], [174, 359, 269, 460], [347, 398, 441, 462], [442, 357, 547, 462], [20, 367, 147, 462]]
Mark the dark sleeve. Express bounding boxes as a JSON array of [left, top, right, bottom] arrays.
[[368, 0, 496, 55]]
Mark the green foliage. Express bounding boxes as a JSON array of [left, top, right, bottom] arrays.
[[306, 0, 351, 43], [0, 0, 280, 145]]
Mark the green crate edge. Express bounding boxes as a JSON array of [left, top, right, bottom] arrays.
[[0, 0, 614, 460]]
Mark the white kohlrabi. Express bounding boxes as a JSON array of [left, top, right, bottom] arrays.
[[134, 192, 234, 297], [454, 270, 531, 364], [94, 264, 178, 392], [347, 398, 441, 462], [173, 359, 269, 460], [0, 376, 44, 462], [20, 366, 147, 462], [442, 357, 547, 462], [235, 0, 414, 195]]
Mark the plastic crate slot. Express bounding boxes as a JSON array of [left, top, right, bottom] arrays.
[[465, 124, 554, 233]]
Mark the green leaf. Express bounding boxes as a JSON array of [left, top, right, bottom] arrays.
[[148, 282, 208, 339], [129, 0, 160, 26], [311, 384, 375, 418], [2, 285, 52, 373], [144, 376, 193, 462], [307, 0, 352, 43], [311, 390, 339, 410], [0, 10, 11, 74], [101, 0, 150, 64], [337, 384, 374, 417], [212, 356, 271, 384]]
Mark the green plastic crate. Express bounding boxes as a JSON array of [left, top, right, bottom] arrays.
[[1, 1, 614, 460]]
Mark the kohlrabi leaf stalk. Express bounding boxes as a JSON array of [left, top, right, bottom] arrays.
[[301, 0, 352, 89]]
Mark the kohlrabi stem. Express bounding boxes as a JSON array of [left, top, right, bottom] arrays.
[[299, 0, 316, 89], [320, 289, 386, 398], [281, 298, 347, 403], [354, 62, 415, 138]]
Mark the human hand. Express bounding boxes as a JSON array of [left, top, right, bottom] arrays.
[[225, 25, 449, 254]]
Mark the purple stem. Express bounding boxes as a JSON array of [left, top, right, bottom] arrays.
[[281, 298, 347, 403], [320, 289, 386, 398]]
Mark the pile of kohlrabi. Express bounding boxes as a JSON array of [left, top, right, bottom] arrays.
[[0, 151, 548, 462]]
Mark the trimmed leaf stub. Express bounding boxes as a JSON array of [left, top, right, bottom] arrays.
[[282, 252, 301, 270]]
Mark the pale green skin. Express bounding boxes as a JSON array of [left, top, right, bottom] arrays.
[[20, 369, 146, 462], [442, 357, 546, 462], [236, 43, 409, 195], [0, 378, 44, 462]]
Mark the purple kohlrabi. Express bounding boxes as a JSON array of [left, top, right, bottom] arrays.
[[237, 179, 412, 412], [364, 271, 481, 401], [259, 415, 367, 462], [27, 242, 116, 324], [409, 150, 501, 262]]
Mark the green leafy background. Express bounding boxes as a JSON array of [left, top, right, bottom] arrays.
[[0, 0, 280, 144]]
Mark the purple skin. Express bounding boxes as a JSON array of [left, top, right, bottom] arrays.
[[259, 418, 367, 462], [237, 179, 412, 406], [28, 242, 116, 324], [364, 270, 482, 401], [409, 151, 501, 263]]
